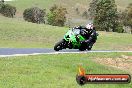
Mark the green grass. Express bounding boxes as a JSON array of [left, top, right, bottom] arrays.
[[0, 16, 67, 48], [93, 32, 132, 50], [0, 16, 132, 50], [0, 53, 132, 88], [7, 0, 55, 11]]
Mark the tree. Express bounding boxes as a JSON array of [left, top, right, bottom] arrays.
[[88, 0, 98, 20], [120, 3, 132, 33], [123, 3, 132, 28], [89, 0, 121, 32], [47, 4, 67, 27]]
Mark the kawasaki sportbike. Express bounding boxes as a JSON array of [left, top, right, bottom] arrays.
[[54, 28, 91, 51]]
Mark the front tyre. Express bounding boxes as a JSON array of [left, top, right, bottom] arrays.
[[54, 39, 65, 51]]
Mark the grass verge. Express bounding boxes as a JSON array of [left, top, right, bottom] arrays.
[[0, 16, 132, 50], [0, 53, 131, 88]]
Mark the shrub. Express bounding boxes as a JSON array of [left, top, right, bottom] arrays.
[[114, 22, 124, 33], [75, 7, 80, 14], [47, 4, 67, 26], [23, 7, 46, 24], [0, 3, 16, 18]]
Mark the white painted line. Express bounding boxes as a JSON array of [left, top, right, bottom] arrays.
[[0, 51, 132, 58], [4, 0, 15, 1], [88, 51, 132, 53], [0, 53, 54, 58]]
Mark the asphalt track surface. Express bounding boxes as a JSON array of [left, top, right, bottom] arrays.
[[0, 48, 132, 57]]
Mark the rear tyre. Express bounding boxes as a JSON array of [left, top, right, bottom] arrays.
[[87, 42, 94, 51], [79, 48, 86, 51], [54, 39, 65, 51], [79, 42, 86, 51], [87, 46, 92, 51]]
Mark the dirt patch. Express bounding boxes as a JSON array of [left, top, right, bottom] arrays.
[[126, 46, 132, 50], [93, 55, 132, 74]]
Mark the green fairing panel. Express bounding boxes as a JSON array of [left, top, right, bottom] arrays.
[[64, 29, 86, 48]]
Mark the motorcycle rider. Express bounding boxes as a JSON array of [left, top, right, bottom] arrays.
[[74, 23, 98, 50]]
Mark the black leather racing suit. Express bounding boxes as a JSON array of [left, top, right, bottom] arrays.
[[74, 26, 97, 50]]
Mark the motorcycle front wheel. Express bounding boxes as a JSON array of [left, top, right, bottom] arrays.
[[54, 39, 65, 51]]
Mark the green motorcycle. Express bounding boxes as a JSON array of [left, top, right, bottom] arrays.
[[54, 28, 88, 51]]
